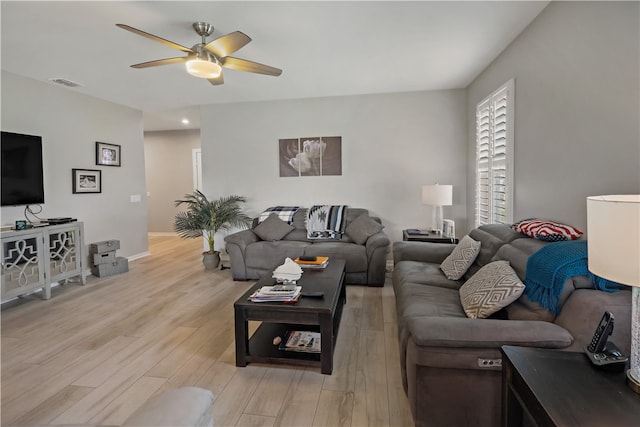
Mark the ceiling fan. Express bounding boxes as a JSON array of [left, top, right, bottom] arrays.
[[116, 22, 282, 86]]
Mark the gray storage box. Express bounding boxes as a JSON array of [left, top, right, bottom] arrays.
[[93, 250, 116, 265], [90, 239, 120, 254], [91, 256, 129, 277]]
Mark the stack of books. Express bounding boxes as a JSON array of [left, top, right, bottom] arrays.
[[294, 256, 329, 269], [279, 330, 321, 353], [248, 285, 302, 303]]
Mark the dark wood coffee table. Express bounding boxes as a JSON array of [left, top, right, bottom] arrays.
[[234, 259, 346, 374]]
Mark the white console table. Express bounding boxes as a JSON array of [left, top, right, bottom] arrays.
[[1, 222, 86, 302]]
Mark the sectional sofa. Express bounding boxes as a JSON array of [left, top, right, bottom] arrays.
[[392, 224, 632, 427]]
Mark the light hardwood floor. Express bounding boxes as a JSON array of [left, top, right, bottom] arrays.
[[1, 235, 413, 427]]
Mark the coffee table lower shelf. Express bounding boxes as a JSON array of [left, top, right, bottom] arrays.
[[245, 322, 324, 369]]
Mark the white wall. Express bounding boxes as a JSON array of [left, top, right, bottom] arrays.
[[144, 129, 201, 233], [466, 1, 640, 233], [1, 71, 149, 259], [200, 89, 467, 245]]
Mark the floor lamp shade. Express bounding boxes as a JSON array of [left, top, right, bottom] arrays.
[[587, 194, 640, 394], [422, 185, 452, 233]]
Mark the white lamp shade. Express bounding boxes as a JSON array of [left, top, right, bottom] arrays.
[[422, 185, 453, 206], [587, 195, 640, 287]]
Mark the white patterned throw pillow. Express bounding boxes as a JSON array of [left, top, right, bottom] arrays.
[[440, 235, 481, 280], [459, 260, 525, 319]]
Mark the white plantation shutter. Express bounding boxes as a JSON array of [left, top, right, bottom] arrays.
[[475, 80, 514, 227]]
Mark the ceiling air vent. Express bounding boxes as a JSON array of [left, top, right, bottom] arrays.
[[49, 78, 84, 88]]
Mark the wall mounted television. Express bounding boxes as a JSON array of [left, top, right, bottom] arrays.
[[1, 131, 45, 206]]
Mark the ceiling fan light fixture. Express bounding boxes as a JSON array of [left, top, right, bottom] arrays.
[[186, 58, 222, 78]]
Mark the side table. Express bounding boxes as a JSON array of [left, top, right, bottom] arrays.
[[402, 229, 458, 244], [501, 345, 640, 427]]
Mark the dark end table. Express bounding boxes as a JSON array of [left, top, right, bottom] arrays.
[[501, 345, 640, 427], [402, 229, 458, 244]]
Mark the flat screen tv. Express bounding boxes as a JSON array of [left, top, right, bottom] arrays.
[[1, 131, 45, 206]]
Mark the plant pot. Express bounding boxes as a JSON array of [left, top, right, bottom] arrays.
[[203, 252, 220, 270]]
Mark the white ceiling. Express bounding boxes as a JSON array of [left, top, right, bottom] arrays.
[[1, 1, 548, 131]]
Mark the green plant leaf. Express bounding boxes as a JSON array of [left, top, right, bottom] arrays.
[[174, 191, 252, 253]]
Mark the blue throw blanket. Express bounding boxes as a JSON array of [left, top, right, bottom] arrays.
[[524, 240, 624, 315]]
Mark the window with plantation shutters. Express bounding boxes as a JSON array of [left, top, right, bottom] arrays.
[[475, 79, 514, 227]]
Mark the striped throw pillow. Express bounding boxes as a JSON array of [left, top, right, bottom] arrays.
[[512, 218, 583, 242]]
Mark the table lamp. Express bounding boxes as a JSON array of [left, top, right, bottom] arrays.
[[422, 184, 452, 234], [587, 194, 640, 394]]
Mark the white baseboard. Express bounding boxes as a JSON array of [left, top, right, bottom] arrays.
[[128, 251, 150, 262]]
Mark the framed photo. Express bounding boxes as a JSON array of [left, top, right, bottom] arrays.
[[279, 136, 342, 177], [72, 168, 102, 194], [96, 141, 121, 167]]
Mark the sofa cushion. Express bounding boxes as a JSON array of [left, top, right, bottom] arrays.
[[440, 235, 481, 280], [491, 238, 548, 281], [397, 283, 467, 320], [245, 241, 309, 270], [465, 224, 526, 279], [253, 214, 294, 241], [303, 242, 367, 272], [459, 261, 525, 319], [346, 213, 384, 244], [393, 261, 461, 290], [554, 289, 633, 355], [512, 218, 583, 241]]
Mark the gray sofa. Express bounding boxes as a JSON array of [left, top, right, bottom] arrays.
[[392, 224, 632, 427], [224, 207, 390, 286]]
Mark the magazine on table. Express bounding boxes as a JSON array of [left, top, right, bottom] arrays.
[[248, 285, 302, 302], [279, 330, 321, 353]]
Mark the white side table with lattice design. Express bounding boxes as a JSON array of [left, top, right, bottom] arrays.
[[1, 222, 86, 302]]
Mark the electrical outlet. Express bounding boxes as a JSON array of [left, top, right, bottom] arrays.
[[478, 358, 502, 368]]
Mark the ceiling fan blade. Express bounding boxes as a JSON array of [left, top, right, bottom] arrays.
[[204, 31, 252, 58], [222, 57, 282, 77], [116, 24, 193, 53], [208, 73, 225, 86], [130, 57, 188, 69]]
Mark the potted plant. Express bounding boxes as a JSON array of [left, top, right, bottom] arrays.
[[174, 191, 251, 269]]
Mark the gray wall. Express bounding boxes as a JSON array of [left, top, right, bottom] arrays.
[[200, 90, 467, 247], [144, 129, 201, 233], [1, 71, 149, 260], [466, 1, 640, 234]]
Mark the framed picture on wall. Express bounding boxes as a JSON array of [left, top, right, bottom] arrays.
[[279, 136, 342, 177], [72, 168, 102, 194], [96, 141, 121, 167]]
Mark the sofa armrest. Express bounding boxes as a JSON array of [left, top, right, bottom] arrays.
[[392, 241, 456, 265], [407, 317, 573, 349], [365, 231, 390, 254], [224, 229, 260, 280], [365, 231, 390, 286], [224, 229, 260, 248]]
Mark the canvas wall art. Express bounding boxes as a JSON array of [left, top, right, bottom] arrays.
[[279, 136, 342, 177]]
